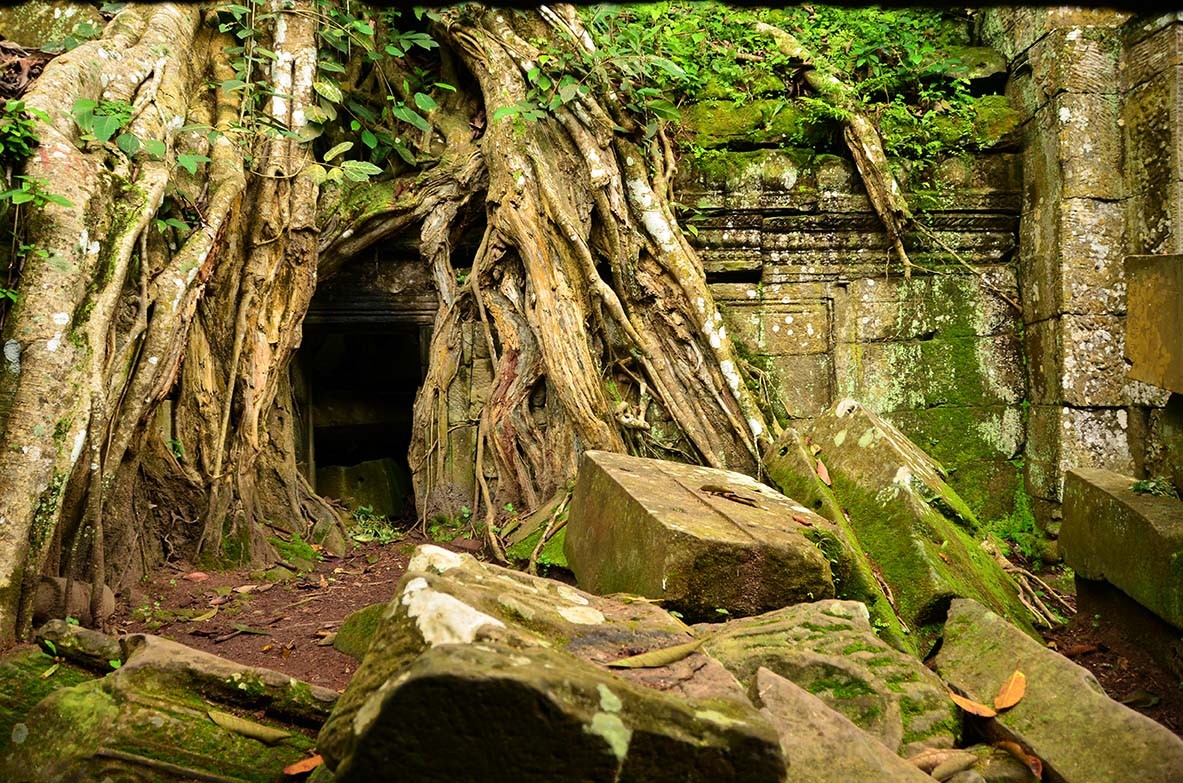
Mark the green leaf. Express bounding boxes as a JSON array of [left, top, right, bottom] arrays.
[[413, 92, 437, 112], [646, 98, 680, 121], [43, 193, 74, 208], [176, 153, 211, 175], [360, 129, 377, 149], [339, 159, 383, 182], [312, 80, 343, 104], [115, 132, 140, 155], [390, 104, 429, 132], [91, 114, 121, 143], [323, 141, 353, 161], [141, 139, 167, 158], [300, 163, 328, 185], [317, 60, 346, 74]]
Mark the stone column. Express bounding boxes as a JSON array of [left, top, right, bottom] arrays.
[[982, 8, 1137, 532]]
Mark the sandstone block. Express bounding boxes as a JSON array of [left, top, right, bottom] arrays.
[[1125, 255, 1183, 393], [753, 669, 935, 783], [765, 400, 1037, 651], [565, 451, 842, 621], [1061, 467, 1183, 629], [934, 599, 1183, 783], [319, 545, 784, 782], [698, 600, 959, 756]]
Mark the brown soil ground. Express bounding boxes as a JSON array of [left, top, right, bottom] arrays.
[[110, 530, 469, 692], [48, 540, 1183, 739]]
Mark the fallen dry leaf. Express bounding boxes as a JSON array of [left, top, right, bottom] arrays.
[[994, 670, 1027, 710], [283, 754, 323, 776], [208, 709, 290, 745], [816, 458, 831, 486], [905, 748, 976, 774], [791, 514, 814, 527], [183, 571, 210, 582], [995, 740, 1043, 779], [190, 607, 218, 623], [233, 584, 259, 594], [948, 690, 997, 718], [608, 639, 703, 669]]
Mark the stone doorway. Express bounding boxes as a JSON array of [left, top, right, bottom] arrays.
[[295, 259, 436, 521]]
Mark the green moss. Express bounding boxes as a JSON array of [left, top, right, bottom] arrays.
[[505, 527, 569, 569], [334, 603, 385, 660], [807, 676, 876, 700], [269, 533, 318, 568], [841, 641, 882, 655], [0, 649, 95, 749], [681, 100, 814, 149]]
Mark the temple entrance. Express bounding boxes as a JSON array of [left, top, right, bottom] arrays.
[[294, 257, 437, 521]]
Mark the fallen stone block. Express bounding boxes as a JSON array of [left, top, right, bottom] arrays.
[[0, 634, 334, 782], [318, 545, 785, 782], [565, 450, 844, 621], [933, 599, 1183, 783], [1061, 467, 1183, 629], [698, 600, 959, 756], [762, 430, 913, 653], [765, 399, 1036, 651], [754, 668, 935, 783]]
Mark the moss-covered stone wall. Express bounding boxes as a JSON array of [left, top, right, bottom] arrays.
[[675, 142, 1025, 520], [981, 7, 1177, 537]]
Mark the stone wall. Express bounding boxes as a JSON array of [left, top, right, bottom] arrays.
[[982, 8, 1176, 532], [677, 150, 1025, 520]]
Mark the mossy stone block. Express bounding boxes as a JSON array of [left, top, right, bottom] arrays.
[[333, 602, 384, 660], [1061, 467, 1183, 629], [934, 599, 1183, 783]]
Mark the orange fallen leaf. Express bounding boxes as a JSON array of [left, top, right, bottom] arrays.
[[791, 514, 814, 527], [995, 740, 1042, 779], [283, 753, 323, 775], [183, 571, 210, 582], [816, 459, 831, 486], [948, 690, 997, 717], [994, 670, 1027, 710]]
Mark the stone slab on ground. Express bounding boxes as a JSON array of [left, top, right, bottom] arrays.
[[754, 668, 936, 783], [1060, 467, 1183, 629], [765, 400, 1036, 651], [565, 450, 843, 622], [933, 599, 1183, 783], [0, 634, 332, 782], [1125, 255, 1183, 393], [697, 600, 959, 756], [319, 545, 785, 782]]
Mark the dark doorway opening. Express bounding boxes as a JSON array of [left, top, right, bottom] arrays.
[[296, 320, 429, 522]]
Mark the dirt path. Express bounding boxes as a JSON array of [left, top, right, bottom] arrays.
[[112, 532, 452, 692]]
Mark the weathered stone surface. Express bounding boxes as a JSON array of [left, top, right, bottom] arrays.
[[1061, 313, 1127, 407], [565, 450, 842, 621], [319, 545, 785, 782], [753, 668, 935, 783], [0, 1, 104, 48], [36, 619, 121, 671], [765, 400, 1036, 651], [1126, 255, 1183, 393], [31, 576, 115, 628], [316, 457, 411, 518], [934, 599, 1183, 783], [0, 647, 94, 758], [1, 635, 332, 782], [1061, 467, 1183, 629], [333, 602, 384, 660], [1025, 406, 1135, 503], [698, 600, 959, 756]]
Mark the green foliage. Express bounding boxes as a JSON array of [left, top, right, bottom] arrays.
[[428, 505, 471, 543], [350, 505, 403, 544], [1130, 477, 1180, 499], [581, 3, 986, 169], [985, 477, 1043, 562], [0, 100, 46, 169]]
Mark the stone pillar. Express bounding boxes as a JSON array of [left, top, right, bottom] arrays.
[[983, 8, 1136, 531]]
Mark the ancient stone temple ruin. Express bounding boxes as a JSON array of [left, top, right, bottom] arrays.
[[5, 4, 1183, 783]]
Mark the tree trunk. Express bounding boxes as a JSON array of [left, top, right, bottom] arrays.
[[0, 2, 773, 641]]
